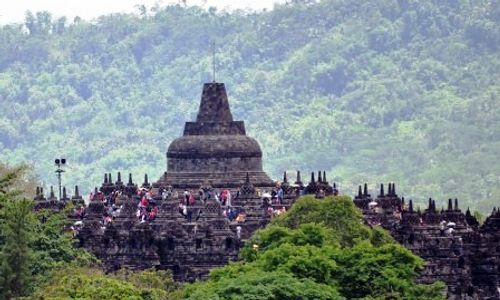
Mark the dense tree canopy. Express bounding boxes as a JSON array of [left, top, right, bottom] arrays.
[[0, 0, 498, 211], [30, 267, 178, 300], [0, 187, 36, 299], [0, 168, 94, 299], [182, 196, 446, 299]]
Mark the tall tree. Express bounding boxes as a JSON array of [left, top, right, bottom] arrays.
[[0, 170, 36, 299]]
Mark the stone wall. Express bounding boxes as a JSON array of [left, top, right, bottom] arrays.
[[36, 176, 499, 298]]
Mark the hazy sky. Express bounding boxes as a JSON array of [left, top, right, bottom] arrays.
[[0, 0, 285, 24]]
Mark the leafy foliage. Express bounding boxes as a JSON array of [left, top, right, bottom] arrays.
[[113, 268, 179, 296], [0, 197, 36, 299], [332, 241, 428, 298], [184, 268, 343, 300], [182, 196, 446, 299], [30, 267, 178, 300], [272, 195, 373, 246], [0, 168, 38, 299], [30, 206, 96, 277], [0, 0, 498, 211]]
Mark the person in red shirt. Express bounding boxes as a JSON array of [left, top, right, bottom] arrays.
[[149, 206, 158, 221], [189, 192, 196, 206], [140, 196, 149, 208]]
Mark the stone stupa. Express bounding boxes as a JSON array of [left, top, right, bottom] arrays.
[[158, 82, 274, 189]]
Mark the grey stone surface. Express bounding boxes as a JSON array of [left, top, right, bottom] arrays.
[[161, 82, 274, 188]]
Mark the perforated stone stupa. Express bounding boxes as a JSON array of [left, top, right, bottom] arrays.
[[158, 82, 274, 188]]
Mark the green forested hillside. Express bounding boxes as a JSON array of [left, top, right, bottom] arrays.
[[0, 0, 498, 211]]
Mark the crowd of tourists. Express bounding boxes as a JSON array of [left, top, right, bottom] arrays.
[[71, 183, 291, 231]]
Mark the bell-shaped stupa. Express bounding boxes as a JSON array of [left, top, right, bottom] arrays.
[[159, 82, 274, 188]]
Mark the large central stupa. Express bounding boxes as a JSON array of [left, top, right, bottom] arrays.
[[158, 82, 274, 188]]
